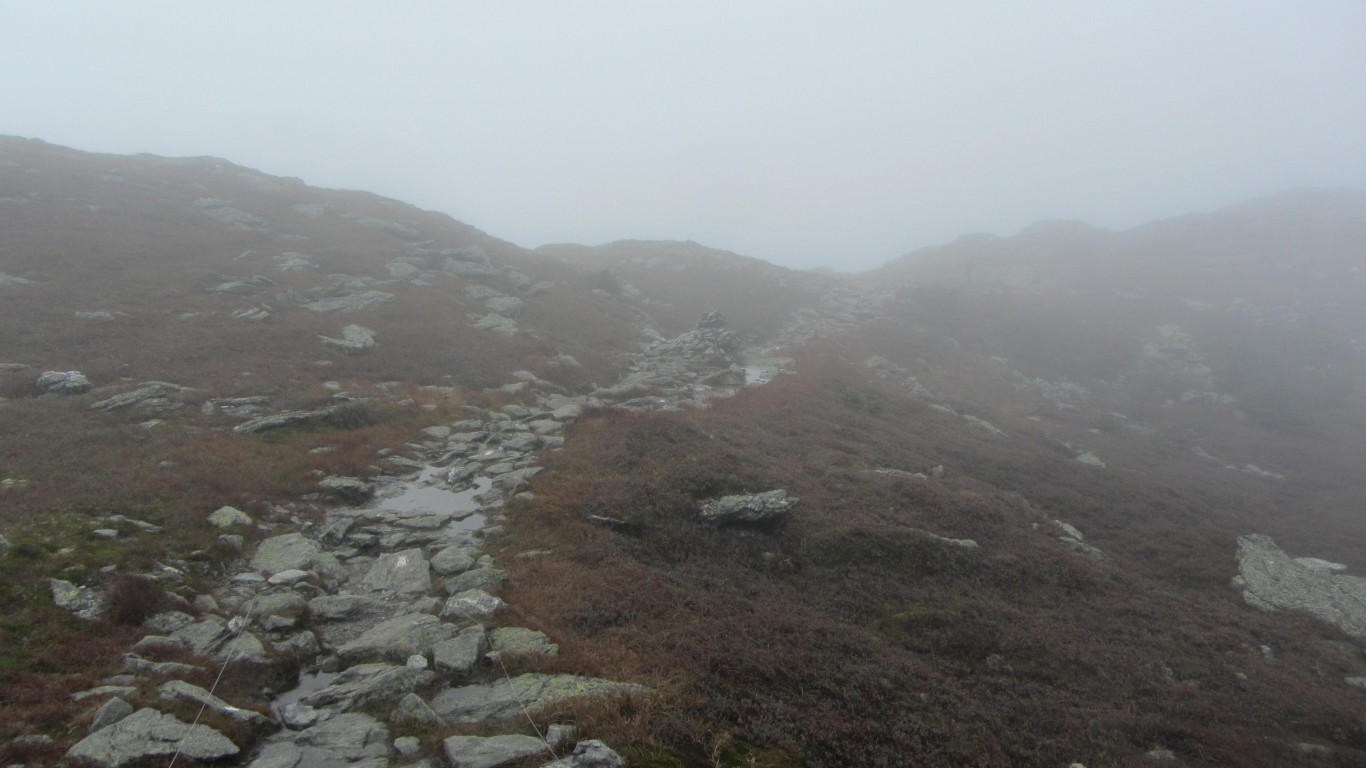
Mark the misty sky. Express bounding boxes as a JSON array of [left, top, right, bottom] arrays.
[[4, 2, 1365, 271]]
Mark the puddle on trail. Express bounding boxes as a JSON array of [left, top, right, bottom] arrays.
[[270, 670, 337, 721], [370, 474, 493, 534]]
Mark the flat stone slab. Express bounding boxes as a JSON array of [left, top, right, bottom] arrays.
[[429, 673, 646, 724], [443, 733, 550, 768], [336, 612, 456, 664], [65, 708, 238, 767], [292, 712, 390, 763], [361, 548, 432, 595], [299, 663, 421, 710], [488, 626, 558, 657]]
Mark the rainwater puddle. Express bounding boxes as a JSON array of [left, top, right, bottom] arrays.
[[371, 475, 494, 535], [270, 670, 337, 720]]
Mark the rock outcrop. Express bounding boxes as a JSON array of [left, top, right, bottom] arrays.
[[698, 490, 798, 525], [1234, 534, 1366, 644], [37, 370, 92, 395]]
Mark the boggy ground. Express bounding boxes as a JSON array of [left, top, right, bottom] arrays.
[[500, 347, 1366, 768]]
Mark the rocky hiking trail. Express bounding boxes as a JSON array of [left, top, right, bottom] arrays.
[[52, 309, 829, 768]]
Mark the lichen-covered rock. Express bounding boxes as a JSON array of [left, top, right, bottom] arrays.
[[429, 674, 647, 725], [488, 627, 559, 657], [441, 589, 505, 620], [50, 578, 102, 620], [37, 370, 92, 395], [65, 708, 238, 767], [250, 532, 342, 578], [360, 548, 432, 595], [698, 490, 798, 525], [1235, 533, 1366, 644]]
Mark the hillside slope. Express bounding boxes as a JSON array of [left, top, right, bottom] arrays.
[[2, 139, 1365, 767]]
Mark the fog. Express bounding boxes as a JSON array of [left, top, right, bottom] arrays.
[[3, 1, 1365, 271]]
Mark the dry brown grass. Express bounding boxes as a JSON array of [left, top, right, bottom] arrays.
[[499, 349, 1366, 767]]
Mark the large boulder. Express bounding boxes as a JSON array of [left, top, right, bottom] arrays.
[[698, 490, 798, 525], [488, 627, 559, 657], [65, 708, 238, 767], [433, 625, 488, 677], [1235, 534, 1366, 644]]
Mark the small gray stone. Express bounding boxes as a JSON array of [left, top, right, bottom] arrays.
[[433, 624, 487, 677], [394, 735, 422, 756], [37, 370, 92, 395], [390, 692, 441, 726], [540, 739, 626, 768], [89, 696, 134, 733], [441, 589, 505, 620], [209, 505, 254, 528]]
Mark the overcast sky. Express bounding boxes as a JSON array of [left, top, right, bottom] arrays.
[[3, 2, 1365, 271]]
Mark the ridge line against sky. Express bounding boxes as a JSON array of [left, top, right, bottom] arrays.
[[3, 1, 1365, 271]]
